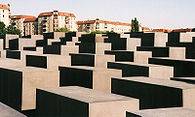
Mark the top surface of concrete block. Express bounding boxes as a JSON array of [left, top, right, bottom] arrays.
[[172, 77, 195, 81], [0, 65, 52, 72], [152, 57, 195, 62], [38, 86, 136, 103], [115, 77, 195, 89], [0, 102, 26, 117], [129, 108, 195, 117], [113, 62, 162, 67], [59, 66, 120, 72]]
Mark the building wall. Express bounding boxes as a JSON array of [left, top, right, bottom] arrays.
[[38, 11, 77, 35], [11, 18, 25, 36], [77, 19, 132, 33], [24, 21, 38, 36], [38, 15, 53, 34], [0, 4, 11, 26]]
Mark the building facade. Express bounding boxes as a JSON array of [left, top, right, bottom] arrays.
[[11, 15, 37, 36], [77, 19, 134, 33], [38, 10, 77, 34], [23, 17, 38, 36], [0, 4, 11, 26]]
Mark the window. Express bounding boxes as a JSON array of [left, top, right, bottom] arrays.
[[54, 24, 58, 27], [87, 24, 90, 26]]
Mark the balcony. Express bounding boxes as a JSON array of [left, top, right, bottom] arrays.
[[11, 22, 16, 25], [42, 29, 46, 32], [42, 25, 46, 28], [42, 20, 47, 23]]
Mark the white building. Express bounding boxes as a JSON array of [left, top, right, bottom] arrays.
[[11, 15, 37, 36], [38, 10, 77, 34], [77, 19, 137, 33], [0, 4, 11, 26]]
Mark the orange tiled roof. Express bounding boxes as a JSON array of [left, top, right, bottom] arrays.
[[38, 12, 53, 17], [58, 12, 76, 17], [24, 17, 37, 22], [0, 4, 9, 10], [142, 27, 151, 31], [77, 19, 132, 26], [152, 29, 172, 33], [11, 15, 36, 19], [172, 28, 193, 32], [76, 20, 96, 24], [38, 11, 76, 17]]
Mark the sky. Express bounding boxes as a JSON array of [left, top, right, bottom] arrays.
[[1, 0, 195, 29]]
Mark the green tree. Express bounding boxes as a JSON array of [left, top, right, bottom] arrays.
[[0, 22, 21, 37], [131, 17, 139, 32], [0, 21, 6, 35], [6, 25, 22, 37], [90, 30, 105, 34], [55, 27, 70, 33]]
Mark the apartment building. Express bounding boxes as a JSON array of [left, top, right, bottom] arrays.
[[0, 4, 11, 26], [77, 19, 135, 33], [23, 17, 38, 36], [38, 10, 77, 34], [11, 15, 37, 36]]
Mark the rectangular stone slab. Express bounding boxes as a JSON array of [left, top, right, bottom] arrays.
[[171, 77, 195, 84], [180, 32, 195, 42], [23, 47, 36, 51], [133, 51, 152, 64], [26, 54, 71, 70], [169, 47, 186, 59], [6, 50, 21, 59], [126, 108, 195, 117], [70, 53, 114, 68], [43, 44, 79, 55], [9, 38, 36, 50], [5, 50, 43, 61], [59, 66, 121, 92], [105, 50, 134, 62], [0, 66, 59, 111], [61, 45, 79, 56], [137, 46, 169, 57], [79, 43, 111, 54], [0, 102, 26, 117], [108, 62, 173, 79], [0, 59, 24, 68], [2, 34, 19, 49], [149, 57, 195, 77], [43, 45, 61, 55], [111, 77, 195, 110], [126, 38, 141, 51], [168, 32, 195, 43], [36, 86, 139, 117], [104, 38, 127, 50]]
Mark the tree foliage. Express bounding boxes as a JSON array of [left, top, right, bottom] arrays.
[[0, 21, 21, 37], [6, 25, 22, 37], [131, 18, 139, 32], [0, 22, 6, 35], [55, 27, 70, 33]]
